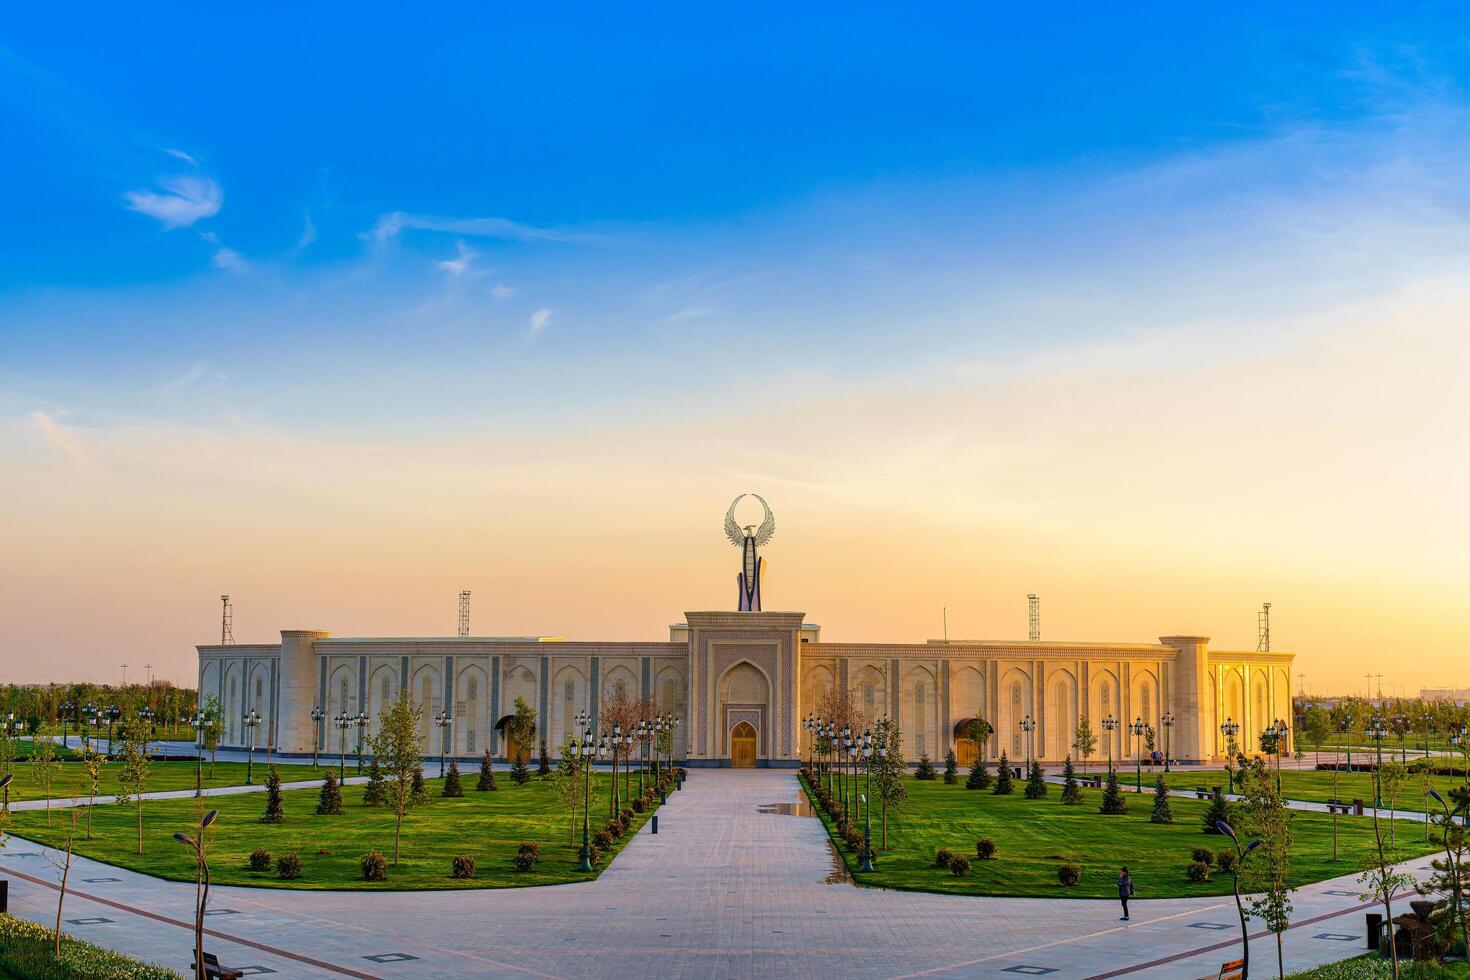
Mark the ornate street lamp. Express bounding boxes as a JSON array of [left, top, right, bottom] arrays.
[[354, 710, 369, 776], [574, 718, 600, 872], [434, 708, 453, 777], [860, 727, 885, 873], [841, 725, 853, 819], [846, 733, 860, 827], [335, 710, 352, 781], [1367, 715, 1388, 808], [242, 708, 261, 785], [1270, 718, 1289, 794], [1162, 712, 1175, 773], [1220, 717, 1241, 793], [105, 704, 121, 755], [60, 700, 75, 740], [191, 712, 211, 798], [1101, 714, 1118, 774], [1019, 714, 1035, 771], [1128, 717, 1146, 792], [1393, 712, 1409, 764], [310, 705, 325, 769], [1217, 820, 1264, 979], [803, 713, 816, 768]]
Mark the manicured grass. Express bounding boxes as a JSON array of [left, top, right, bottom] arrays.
[[801, 773, 1436, 899], [0, 759, 320, 803], [1287, 953, 1468, 978], [7, 772, 658, 890], [1159, 768, 1470, 815]]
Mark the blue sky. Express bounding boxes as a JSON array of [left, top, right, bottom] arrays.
[[4, 7, 1470, 687]]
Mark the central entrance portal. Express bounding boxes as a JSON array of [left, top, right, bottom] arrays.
[[731, 721, 757, 767]]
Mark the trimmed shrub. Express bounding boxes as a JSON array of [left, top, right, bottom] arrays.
[[361, 849, 388, 881], [1099, 768, 1127, 814], [1024, 760, 1048, 799], [949, 855, 971, 877], [619, 807, 634, 826], [538, 740, 551, 777], [1186, 860, 1211, 882], [1061, 755, 1084, 805], [518, 840, 541, 859], [1216, 850, 1237, 874], [1191, 847, 1215, 866], [1058, 863, 1082, 887], [316, 770, 343, 814], [248, 847, 271, 872], [477, 749, 497, 791], [914, 753, 938, 780], [993, 752, 1015, 794], [442, 758, 464, 797], [632, 797, 646, 813], [843, 826, 864, 852], [966, 756, 993, 790], [513, 843, 539, 872], [976, 837, 997, 860], [608, 819, 626, 839], [1202, 789, 1230, 834], [261, 765, 285, 824], [943, 749, 959, 784], [592, 829, 614, 850], [935, 847, 957, 869], [586, 843, 602, 866], [451, 854, 476, 879], [276, 852, 302, 880], [1150, 774, 1173, 824]]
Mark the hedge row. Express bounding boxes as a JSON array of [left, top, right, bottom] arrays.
[[0, 913, 182, 979]]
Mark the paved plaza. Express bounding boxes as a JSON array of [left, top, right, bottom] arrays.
[[1, 769, 1426, 978]]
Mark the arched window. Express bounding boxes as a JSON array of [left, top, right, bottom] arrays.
[[1141, 687, 1151, 721], [863, 684, 875, 708], [381, 676, 390, 702], [338, 677, 348, 711], [468, 678, 478, 701], [1011, 682, 1023, 754]]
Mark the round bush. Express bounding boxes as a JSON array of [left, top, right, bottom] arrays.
[[1057, 863, 1082, 887], [1216, 850, 1237, 874], [632, 797, 646, 813], [248, 848, 271, 872], [361, 849, 388, 882], [586, 843, 602, 866], [1186, 860, 1211, 882], [619, 807, 634, 826], [1191, 847, 1215, 866], [276, 852, 302, 880], [512, 850, 538, 872], [592, 829, 614, 850], [608, 819, 626, 839], [935, 847, 957, 869], [843, 826, 864, 852], [451, 855, 476, 879], [976, 838, 997, 860], [950, 855, 972, 877], [518, 840, 541, 859]]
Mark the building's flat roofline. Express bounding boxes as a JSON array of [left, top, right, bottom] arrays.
[[317, 636, 564, 643]]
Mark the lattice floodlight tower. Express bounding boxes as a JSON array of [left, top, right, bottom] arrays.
[[724, 493, 775, 612], [1028, 594, 1040, 642], [1256, 602, 1271, 653], [458, 591, 471, 637], [220, 594, 234, 645]]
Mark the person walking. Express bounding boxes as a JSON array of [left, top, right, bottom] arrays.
[[1118, 867, 1134, 920]]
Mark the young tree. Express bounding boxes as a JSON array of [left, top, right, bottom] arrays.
[[29, 723, 62, 824], [80, 744, 105, 839], [1100, 767, 1127, 814], [114, 716, 151, 854], [1061, 755, 1083, 805], [1073, 718, 1097, 775], [1150, 774, 1173, 823], [942, 749, 958, 784], [965, 752, 992, 790], [507, 695, 537, 787], [1203, 788, 1231, 835], [914, 752, 937, 780], [443, 757, 464, 797], [598, 688, 639, 815], [870, 718, 907, 849], [0, 723, 15, 806], [554, 740, 585, 844], [363, 757, 386, 806], [966, 716, 993, 761], [46, 809, 80, 956], [260, 764, 284, 824], [316, 769, 343, 814], [1302, 704, 1332, 767], [537, 739, 551, 778], [993, 752, 1014, 795], [1419, 785, 1470, 965], [1239, 758, 1294, 978], [477, 748, 497, 791], [410, 767, 430, 805], [201, 694, 222, 777], [1024, 759, 1047, 799], [1379, 760, 1408, 847], [1360, 794, 1419, 980], [365, 690, 427, 865]]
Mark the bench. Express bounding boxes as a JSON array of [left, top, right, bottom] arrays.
[[1217, 957, 1245, 980], [191, 952, 244, 980], [1195, 787, 1212, 800]]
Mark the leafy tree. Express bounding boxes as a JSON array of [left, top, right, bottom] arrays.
[[1418, 785, 1470, 964], [1073, 718, 1097, 775], [965, 753, 992, 790], [1360, 791, 1419, 980], [1203, 788, 1230, 834], [80, 744, 106, 839], [0, 723, 15, 802], [29, 723, 62, 824], [554, 740, 585, 844], [362, 758, 386, 806], [510, 756, 532, 785], [870, 718, 907, 849], [1239, 758, 1294, 978], [1061, 755, 1083, 805], [942, 749, 958, 784], [476, 748, 497, 791], [992, 752, 1014, 795], [507, 695, 537, 787], [113, 716, 151, 854], [201, 694, 222, 777], [442, 757, 464, 797], [365, 689, 427, 865], [1302, 704, 1332, 767], [1150, 774, 1173, 823], [966, 716, 993, 757], [260, 764, 284, 824], [914, 752, 937, 780], [1379, 760, 1409, 847], [316, 769, 343, 814], [1024, 759, 1047, 799], [44, 809, 80, 956], [1099, 767, 1127, 814]]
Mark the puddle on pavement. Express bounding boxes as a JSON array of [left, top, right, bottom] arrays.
[[755, 799, 815, 817], [822, 840, 852, 884]]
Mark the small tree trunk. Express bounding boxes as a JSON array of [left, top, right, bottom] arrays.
[[137, 798, 144, 854], [394, 809, 403, 865], [54, 842, 72, 955], [1276, 931, 1284, 978]]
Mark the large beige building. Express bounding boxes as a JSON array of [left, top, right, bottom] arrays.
[[197, 609, 1294, 768]]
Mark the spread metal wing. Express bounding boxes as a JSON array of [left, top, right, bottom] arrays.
[[752, 494, 775, 547], [724, 495, 746, 547]]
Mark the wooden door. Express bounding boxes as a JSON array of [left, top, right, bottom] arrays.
[[955, 738, 978, 767], [731, 721, 757, 768]]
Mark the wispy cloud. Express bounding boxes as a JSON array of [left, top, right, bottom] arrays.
[[296, 212, 317, 251], [162, 147, 198, 165], [367, 211, 588, 246], [436, 240, 477, 276], [530, 308, 553, 333], [661, 306, 709, 323], [26, 410, 90, 466], [200, 231, 246, 272], [491, 283, 513, 300], [123, 175, 222, 229]]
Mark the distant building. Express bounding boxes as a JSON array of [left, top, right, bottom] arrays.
[[1422, 688, 1470, 703]]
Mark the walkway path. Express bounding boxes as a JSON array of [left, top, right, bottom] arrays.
[[1, 770, 1432, 978]]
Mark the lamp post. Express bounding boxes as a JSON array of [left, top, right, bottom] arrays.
[[824, 721, 836, 794], [242, 708, 261, 785], [575, 714, 598, 872], [860, 727, 885, 872], [60, 700, 75, 743], [1394, 712, 1409, 765], [1162, 712, 1175, 773], [636, 718, 649, 797], [841, 725, 853, 820], [173, 807, 220, 980], [1217, 819, 1264, 980], [847, 733, 861, 829], [622, 726, 634, 805], [192, 712, 209, 798], [106, 704, 121, 755], [335, 710, 351, 781], [1271, 718, 1289, 794], [310, 705, 325, 769], [354, 710, 368, 776], [139, 706, 155, 754], [1450, 725, 1467, 788], [1128, 717, 1145, 792], [803, 713, 816, 769], [1368, 716, 1388, 808], [1220, 718, 1241, 793], [434, 709, 452, 778], [1019, 714, 1035, 772], [1101, 714, 1118, 775]]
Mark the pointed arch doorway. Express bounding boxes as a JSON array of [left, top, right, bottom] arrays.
[[730, 721, 757, 768]]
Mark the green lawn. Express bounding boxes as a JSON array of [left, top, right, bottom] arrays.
[[0, 758, 321, 803], [1157, 768, 1470, 815], [1287, 953, 1468, 978], [6, 772, 659, 890], [801, 774, 1436, 899]]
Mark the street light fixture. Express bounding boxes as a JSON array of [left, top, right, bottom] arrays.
[[1367, 715, 1389, 808], [1128, 717, 1146, 792], [434, 708, 453, 777], [191, 712, 211, 798], [1101, 714, 1118, 774], [859, 727, 885, 873], [354, 710, 369, 776], [242, 708, 261, 785], [1162, 712, 1175, 773], [1219, 717, 1241, 793], [309, 705, 325, 770], [1217, 820, 1264, 979], [1019, 714, 1035, 772], [335, 710, 352, 781], [1271, 718, 1289, 794], [574, 716, 599, 872], [105, 704, 121, 755]]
